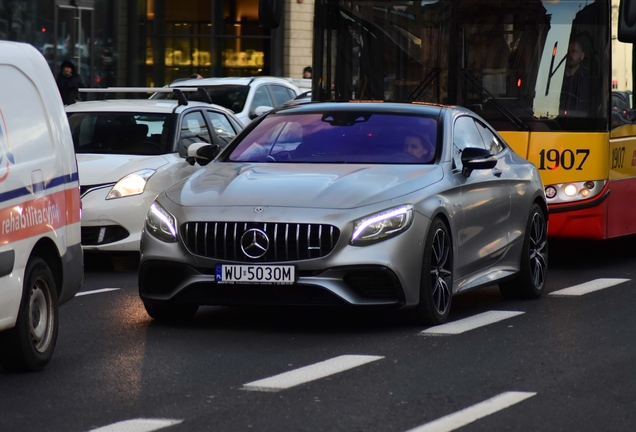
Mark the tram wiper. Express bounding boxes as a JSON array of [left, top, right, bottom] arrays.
[[458, 69, 531, 132], [407, 67, 442, 102], [458, 26, 530, 132]]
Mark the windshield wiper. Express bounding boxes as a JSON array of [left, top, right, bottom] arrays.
[[459, 26, 530, 132], [407, 67, 442, 102], [458, 69, 530, 132]]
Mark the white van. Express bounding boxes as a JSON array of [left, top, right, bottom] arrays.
[[0, 41, 83, 372]]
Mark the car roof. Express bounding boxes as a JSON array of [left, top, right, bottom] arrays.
[[64, 98, 224, 114], [273, 101, 450, 117], [168, 76, 299, 89]]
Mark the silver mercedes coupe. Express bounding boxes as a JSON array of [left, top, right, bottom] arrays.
[[138, 102, 548, 326]]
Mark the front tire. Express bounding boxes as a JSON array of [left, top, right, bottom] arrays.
[[143, 301, 199, 322], [499, 203, 548, 299], [412, 218, 453, 325], [0, 257, 59, 372]]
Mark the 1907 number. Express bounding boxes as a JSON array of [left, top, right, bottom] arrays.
[[538, 149, 590, 170], [611, 146, 625, 169]]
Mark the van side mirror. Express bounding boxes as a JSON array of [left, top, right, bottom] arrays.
[[186, 143, 220, 166], [259, 0, 283, 29], [619, 0, 636, 42]]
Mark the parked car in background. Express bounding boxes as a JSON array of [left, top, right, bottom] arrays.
[[0, 41, 83, 372], [150, 76, 300, 125], [138, 102, 548, 325], [66, 90, 243, 252]]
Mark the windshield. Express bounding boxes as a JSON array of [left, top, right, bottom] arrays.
[[227, 112, 438, 163], [68, 112, 172, 155], [315, 0, 609, 132], [152, 85, 250, 113]]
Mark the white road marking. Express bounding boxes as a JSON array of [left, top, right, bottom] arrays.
[[87, 418, 183, 432], [419, 311, 524, 336], [242, 354, 384, 392], [549, 278, 630, 297], [404, 391, 536, 432], [76, 288, 121, 297]]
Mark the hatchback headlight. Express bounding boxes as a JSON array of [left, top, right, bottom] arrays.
[[351, 205, 414, 245], [146, 201, 178, 243], [106, 169, 155, 199]]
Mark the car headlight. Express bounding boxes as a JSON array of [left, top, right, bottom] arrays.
[[146, 201, 178, 243], [351, 205, 414, 246], [106, 169, 155, 199]]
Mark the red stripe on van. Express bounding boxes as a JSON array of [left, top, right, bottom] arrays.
[[0, 187, 80, 245]]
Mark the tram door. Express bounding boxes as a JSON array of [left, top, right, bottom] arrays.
[[54, 0, 95, 85]]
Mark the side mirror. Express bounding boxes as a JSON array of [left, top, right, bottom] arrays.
[[186, 143, 220, 166], [619, 0, 636, 42], [460, 147, 497, 177], [249, 105, 274, 120]]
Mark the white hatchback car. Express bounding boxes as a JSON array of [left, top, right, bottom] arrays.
[[65, 94, 243, 252], [151, 76, 301, 125]]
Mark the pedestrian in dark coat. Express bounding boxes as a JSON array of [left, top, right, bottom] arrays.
[[56, 60, 85, 105]]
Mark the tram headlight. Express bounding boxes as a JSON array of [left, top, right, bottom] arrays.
[[584, 181, 595, 189], [545, 186, 557, 199], [581, 189, 591, 197], [563, 184, 578, 197]]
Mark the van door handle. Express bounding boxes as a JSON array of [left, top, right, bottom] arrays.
[[492, 168, 502, 177]]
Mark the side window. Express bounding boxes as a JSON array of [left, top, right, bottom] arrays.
[[178, 111, 211, 155], [269, 85, 295, 107], [452, 116, 485, 169], [251, 86, 274, 110], [475, 121, 506, 155], [205, 111, 237, 149]]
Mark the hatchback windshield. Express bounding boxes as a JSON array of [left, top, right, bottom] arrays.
[[228, 112, 438, 164], [68, 112, 172, 155]]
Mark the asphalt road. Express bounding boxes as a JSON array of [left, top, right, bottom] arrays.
[[2, 237, 636, 432]]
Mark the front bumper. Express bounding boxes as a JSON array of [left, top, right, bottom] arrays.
[[80, 186, 158, 251], [138, 206, 431, 308], [139, 260, 405, 307]]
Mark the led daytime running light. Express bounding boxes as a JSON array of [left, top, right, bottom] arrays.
[[352, 206, 412, 240], [150, 202, 177, 238]]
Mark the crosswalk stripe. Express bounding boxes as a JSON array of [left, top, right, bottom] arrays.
[[87, 418, 183, 432], [419, 310, 524, 336], [404, 391, 536, 432], [76, 288, 121, 297], [549, 278, 630, 297], [242, 354, 384, 392]]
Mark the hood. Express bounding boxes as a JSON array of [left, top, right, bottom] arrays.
[[166, 162, 443, 209], [76, 154, 168, 185]]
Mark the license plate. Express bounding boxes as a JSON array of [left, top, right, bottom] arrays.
[[216, 264, 296, 285]]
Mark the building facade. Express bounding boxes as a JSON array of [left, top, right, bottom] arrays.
[[0, 0, 313, 86]]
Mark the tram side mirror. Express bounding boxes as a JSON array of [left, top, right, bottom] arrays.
[[619, 0, 636, 42], [259, 0, 283, 29]]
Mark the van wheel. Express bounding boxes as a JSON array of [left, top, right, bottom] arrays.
[[499, 203, 548, 299], [411, 218, 453, 326], [143, 301, 198, 322], [0, 257, 59, 372]]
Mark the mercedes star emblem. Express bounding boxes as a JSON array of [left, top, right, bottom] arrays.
[[240, 228, 269, 259]]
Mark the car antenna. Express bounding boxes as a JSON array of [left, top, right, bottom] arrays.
[[173, 89, 189, 106], [197, 87, 213, 104]]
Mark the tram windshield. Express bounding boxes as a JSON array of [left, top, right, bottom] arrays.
[[314, 0, 609, 131]]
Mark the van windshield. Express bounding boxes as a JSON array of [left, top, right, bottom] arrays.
[[67, 112, 172, 155]]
